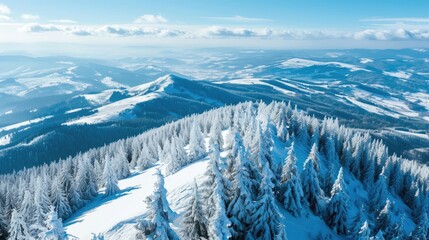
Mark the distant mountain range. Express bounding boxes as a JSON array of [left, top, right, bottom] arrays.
[[0, 49, 428, 173]]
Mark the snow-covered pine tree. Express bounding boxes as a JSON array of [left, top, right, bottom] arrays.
[[209, 114, 224, 151], [135, 169, 178, 240], [51, 176, 72, 220], [114, 144, 130, 179], [375, 200, 394, 237], [308, 143, 320, 173], [8, 209, 32, 240], [357, 221, 371, 240], [348, 204, 366, 238], [200, 144, 231, 240], [279, 143, 304, 217], [136, 145, 156, 171], [19, 190, 34, 227], [0, 200, 7, 238], [412, 206, 428, 239], [31, 177, 52, 236], [301, 150, 324, 215], [68, 181, 84, 213], [350, 136, 365, 179], [276, 105, 288, 142], [103, 154, 120, 196], [371, 170, 389, 213], [250, 123, 277, 187], [326, 168, 349, 235], [38, 206, 68, 240], [75, 156, 98, 202], [390, 214, 405, 240], [181, 179, 208, 240], [227, 145, 258, 239], [247, 164, 286, 239], [189, 121, 206, 161]]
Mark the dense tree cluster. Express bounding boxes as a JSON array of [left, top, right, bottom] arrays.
[[0, 101, 428, 239]]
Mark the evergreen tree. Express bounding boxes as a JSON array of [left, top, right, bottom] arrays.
[[103, 154, 120, 196], [0, 198, 8, 238], [189, 121, 206, 161], [115, 145, 131, 179], [209, 114, 224, 151], [75, 156, 98, 201], [280, 143, 304, 217], [326, 168, 349, 235], [391, 214, 405, 240], [38, 206, 68, 240], [301, 153, 324, 215], [51, 176, 72, 220], [357, 221, 371, 240], [412, 208, 428, 239], [227, 146, 258, 239], [375, 200, 394, 236], [371, 172, 389, 212], [136, 146, 155, 171], [181, 180, 208, 240], [348, 204, 365, 238], [31, 177, 51, 236], [135, 169, 178, 240], [19, 190, 34, 226], [8, 209, 32, 240], [203, 149, 231, 240], [247, 165, 286, 240]]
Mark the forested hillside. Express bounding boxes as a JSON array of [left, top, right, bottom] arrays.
[[0, 101, 428, 239]]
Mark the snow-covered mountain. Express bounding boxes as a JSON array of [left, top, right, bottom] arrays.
[[0, 102, 428, 239], [0, 49, 428, 174]]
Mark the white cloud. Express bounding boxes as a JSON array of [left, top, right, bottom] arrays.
[[16, 21, 429, 43], [202, 26, 273, 37], [205, 15, 271, 23], [134, 15, 168, 24], [0, 15, 12, 22], [50, 19, 77, 24], [0, 4, 10, 15], [19, 23, 186, 38], [354, 29, 429, 41], [21, 14, 40, 21], [100, 25, 185, 37], [20, 23, 62, 33]]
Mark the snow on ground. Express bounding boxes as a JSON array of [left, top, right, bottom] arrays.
[[101, 77, 129, 88], [0, 115, 53, 132], [0, 134, 12, 146], [281, 58, 370, 72], [81, 90, 117, 105], [65, 160, 209, 240], [344, 96, 400, 118], [383, 70, 412, 79], [359, 58, 374, 64], [351, 89, 419, 118], [65, 93, 161, 125], [65, 108, 90, 114]]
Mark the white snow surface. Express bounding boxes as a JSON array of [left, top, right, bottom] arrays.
[[65, 161, 209, 240], [281, 58, 370, 72], [383, 70, 412, 79], [65, 93, 160, 125], [359, 58, 374, 64], [0, 115, 53, 132]]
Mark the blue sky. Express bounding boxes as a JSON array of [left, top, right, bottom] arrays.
[[1, 0, 429, 56]]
